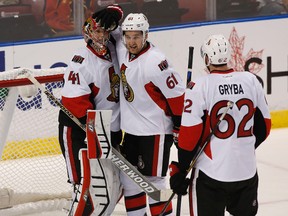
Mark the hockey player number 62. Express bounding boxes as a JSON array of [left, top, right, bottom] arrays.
[[184, 99, 254, 139], [211, 99, 254, 139]]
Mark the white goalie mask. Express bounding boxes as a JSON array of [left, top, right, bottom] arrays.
[[200, 34, 230, 66], [82, 17, 110, 55], [121, 13, 149, 45]]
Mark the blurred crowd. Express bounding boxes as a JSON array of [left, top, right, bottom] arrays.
[[258, 0, 288, 15], [217, 0, 287, 19], [0, 0, 287, 42]]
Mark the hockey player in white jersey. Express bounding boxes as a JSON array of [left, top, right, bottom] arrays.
[[94, 5, 186, 216], [58, 13, 123, 215], [169, 34, 272, 216]]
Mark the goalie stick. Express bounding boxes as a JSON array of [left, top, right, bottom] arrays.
[[22, 69, 172, 202], [160, 101, 234, 216]]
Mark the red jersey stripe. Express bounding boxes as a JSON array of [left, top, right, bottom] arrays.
[[125, 192, 146, 211], [67, 127, 78, 184], [62, 94, 94, 118], [179, 123, 203, 151], [152, 135, 160, 176], [167, 93, 185, 115], [149, 201, 172, 216], [145, 82, 171, 116]]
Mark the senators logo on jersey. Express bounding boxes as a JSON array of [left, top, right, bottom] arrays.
[[107, 66, 120, 103], [120, 64, 134, 102]]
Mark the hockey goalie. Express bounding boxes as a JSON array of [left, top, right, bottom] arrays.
[[58, 12, 124, 215]]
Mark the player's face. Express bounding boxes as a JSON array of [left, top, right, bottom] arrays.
[[92, 28, 110, 46], [124, 31, 146, 54], [90, 27, 110, 55]]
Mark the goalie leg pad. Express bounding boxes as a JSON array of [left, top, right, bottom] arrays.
[[86, 110, 112, 159], [74, 149, 122, 216], [89, 158, 123, 215], [74, 149, 94, 216]]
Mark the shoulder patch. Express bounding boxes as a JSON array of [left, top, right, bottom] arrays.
[[187, 81, 195, 89], [72, 55, 85, 64], [158, 60, 168, 71]]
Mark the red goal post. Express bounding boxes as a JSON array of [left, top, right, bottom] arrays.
[[0, 67, 72, 213]]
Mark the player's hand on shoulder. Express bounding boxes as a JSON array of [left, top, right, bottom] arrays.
[[93, 4, 124, 31], [169, 161, 189, 195]]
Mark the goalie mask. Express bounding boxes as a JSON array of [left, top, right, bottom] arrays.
[[121, 13, 149, 47], [83, 17, 110, 55], [200, 34, 230, 66]]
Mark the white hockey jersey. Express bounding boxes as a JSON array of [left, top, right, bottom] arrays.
[[112, 28, 185, 135], [61, 42, 121, 132], [178, 69, 271, 182]]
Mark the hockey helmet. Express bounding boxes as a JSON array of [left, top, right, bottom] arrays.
[[82, 16, 109, 55], [200, 34, 230, 66], [121, 13, 149, 46], [121, 13, 149, 34]]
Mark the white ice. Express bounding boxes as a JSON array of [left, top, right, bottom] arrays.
[[1, 127, 287, 216]]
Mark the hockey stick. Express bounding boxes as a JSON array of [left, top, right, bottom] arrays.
[[159, 100, 234, 216], [22, 69, 172, 202], [186, 46, 194, 87], [176, 46, 195, 216]]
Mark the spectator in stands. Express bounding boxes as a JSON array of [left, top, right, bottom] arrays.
[[217, 0, 260, 19], [258, 0, 287, 15], [284, 0, 288, 8], [44, 0, 74, 33]]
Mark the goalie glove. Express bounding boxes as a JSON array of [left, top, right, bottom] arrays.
[[169, 161, 189, 195], [93, 5, 124, 31]]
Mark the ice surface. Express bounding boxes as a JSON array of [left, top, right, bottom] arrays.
[[1, 128, 287, 216]]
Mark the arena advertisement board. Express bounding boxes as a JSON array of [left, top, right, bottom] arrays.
[[149, 17, 288, 112], [0, 17, 287, 126]]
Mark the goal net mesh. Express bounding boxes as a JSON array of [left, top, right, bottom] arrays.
[[0, 68, 72, 211]]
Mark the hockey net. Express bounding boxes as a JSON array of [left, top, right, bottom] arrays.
[[0, 68, 72, 214]]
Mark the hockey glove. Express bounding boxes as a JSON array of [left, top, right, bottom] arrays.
[[169, 161, 189, 195], [93, 5, 123, 31]]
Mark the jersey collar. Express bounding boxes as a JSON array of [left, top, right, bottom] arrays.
[[210, 68, 234, 74], [129, 42, 151, 62]]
